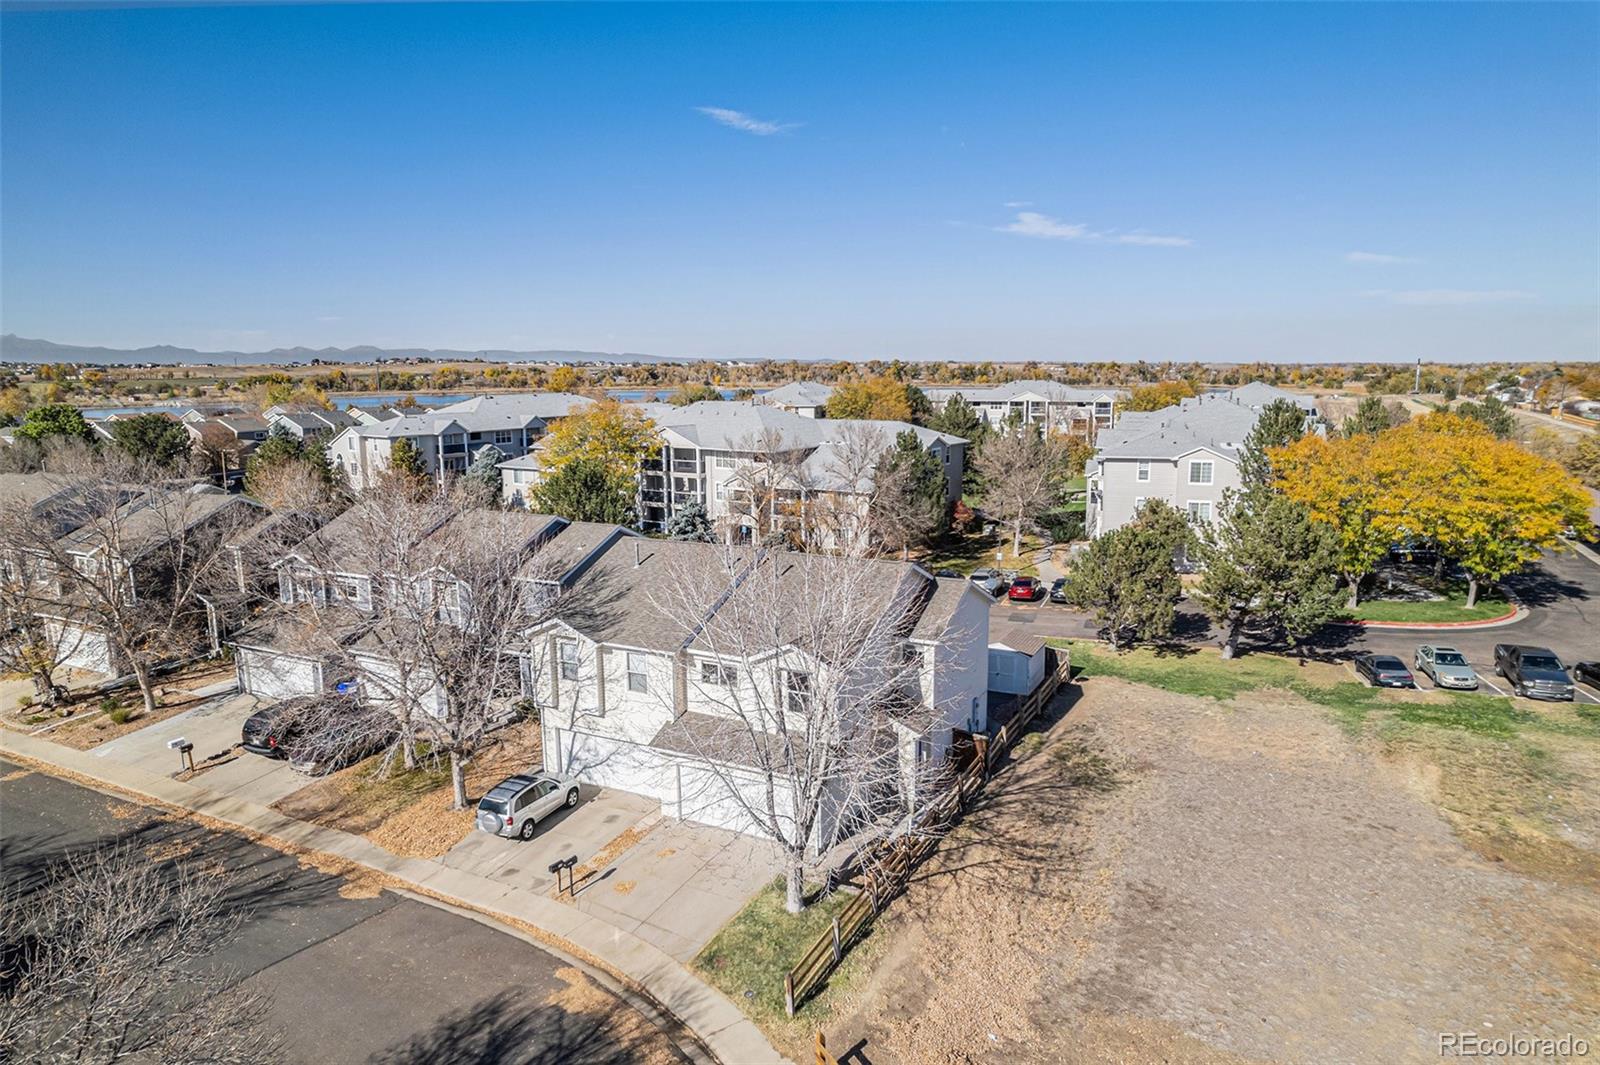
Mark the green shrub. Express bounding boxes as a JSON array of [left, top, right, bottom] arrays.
[[16, 694, 34, 709], [105, 705, 136, 725]]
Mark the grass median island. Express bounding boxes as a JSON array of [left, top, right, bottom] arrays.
[[1343, 585, 1512, 623], [692, 876, 881, 1053], [916, 529, 1046, 578]]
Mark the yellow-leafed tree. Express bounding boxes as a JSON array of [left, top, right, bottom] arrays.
[[537, 398, 660, 484]]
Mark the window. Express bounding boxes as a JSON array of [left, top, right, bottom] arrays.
[[1136, 460, 1150, 482], [626, 652, 648, 693], [700, 661, 738, 686], [1188, 459, 1214, 485], [783, 670, 813, 714], [1133, 496, 1146, 511], [494, 430, 515, 445], [333, 575, 372, 609], [277, 568, 294, 604], [712, 454, 736, 470], [1187, 501, 1213, 523], [558, 640, 579, 681]]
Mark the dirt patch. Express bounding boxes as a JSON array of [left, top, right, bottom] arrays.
[[827, 677, 1600, 1064], [31, 664, 240, 751], [0, 768, 31, 782], [274, 722, 542, 859]]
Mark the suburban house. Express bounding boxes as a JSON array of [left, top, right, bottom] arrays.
[[264, 406, 358, 442], [232, 506, 629, 702], [1084, 382, 1317, 539], [924, 380, 1120, 436], [758, 382, 834, 418], [328, 392, 591, 492], [630, 401, 967, 542], [522, 536, 991, 844], [33, 486, 264, 676], [183, 414, 271, 445]]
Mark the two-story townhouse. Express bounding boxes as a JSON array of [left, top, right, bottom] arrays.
[[1085, 382, 1319, 539], [329, 392, 592, 492], [264, 406, 358, 442], [35, 487, 264, 676], [923, 380, 1121, 437], [522, 536, 991, 844]]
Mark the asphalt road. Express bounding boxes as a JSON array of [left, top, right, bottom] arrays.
[[0, 762, 689, 1065], [991, 546, 1600, 701]]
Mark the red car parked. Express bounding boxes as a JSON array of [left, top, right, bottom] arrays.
[[1007, 576, 1042, 602]]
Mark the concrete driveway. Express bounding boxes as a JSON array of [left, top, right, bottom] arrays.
[[570, 818, 781, 961], [439, 785, 660, 893], [439, 787, 780, 961], [88, 690, 309, 806]]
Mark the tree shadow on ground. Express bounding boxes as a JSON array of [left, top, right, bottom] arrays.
[[370, 987, 683, 1065]]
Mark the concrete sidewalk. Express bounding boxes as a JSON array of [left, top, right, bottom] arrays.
[[0, 728, 790, 1065]]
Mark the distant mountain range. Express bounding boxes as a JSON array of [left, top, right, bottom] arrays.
[[0, 334, 689, 367]]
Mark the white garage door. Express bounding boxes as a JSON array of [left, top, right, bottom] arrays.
[[544, 726, 678, 803], [46, 620, 114, 676], [238, 647, 321, 700]]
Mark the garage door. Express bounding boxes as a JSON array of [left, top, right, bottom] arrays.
[[238, 647, 321, 700], [46, 620, 115, 676], [544, 726, 678, 803]]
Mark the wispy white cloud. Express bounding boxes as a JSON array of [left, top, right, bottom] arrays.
[[695, 106, 798, 136], [1003, 200, 1033, 208], [1362, 288, 1537, 306], [316, 315, 344, 322], [1345, 251, 1420, 265], [996, 210, 1193, 247]]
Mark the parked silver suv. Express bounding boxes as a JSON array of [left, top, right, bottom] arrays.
[[475, 773, 579, 840]]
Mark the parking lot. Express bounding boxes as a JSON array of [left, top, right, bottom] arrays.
[[988, 546, 1600, 704]]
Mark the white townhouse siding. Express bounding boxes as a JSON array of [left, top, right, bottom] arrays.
[[1085, 382, 1318, 538], [265, 407, 357, 442], [330, 392, 591, 492], [924, 380, 1121, 436], [516, 537, 988, 844]]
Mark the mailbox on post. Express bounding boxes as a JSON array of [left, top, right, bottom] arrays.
[[547, 854, 578, 896], [167, 736, 195, 774]]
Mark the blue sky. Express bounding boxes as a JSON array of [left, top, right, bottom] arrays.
[[2, 2, 1596, 363]]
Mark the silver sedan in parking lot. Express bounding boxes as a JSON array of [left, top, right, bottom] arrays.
[[1414, 645, 1479, 690]]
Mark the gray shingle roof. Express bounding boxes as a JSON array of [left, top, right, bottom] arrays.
[[924, 380, 1120, 404], [1094, 384, 1311, 462], [760, 382, 834, 407]]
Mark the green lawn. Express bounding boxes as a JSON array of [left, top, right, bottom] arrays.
[[692, 877, 879, 1034], [918, 529, 1045, 577], [1344, 584, 1512, 623]]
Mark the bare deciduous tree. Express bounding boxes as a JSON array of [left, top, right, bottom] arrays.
[[262, 486, 565, 806], [1, 455, 263, 714], [0, 845, 281, 1065], [644, 547, 959, 913], [974, 424, 1073, 556]]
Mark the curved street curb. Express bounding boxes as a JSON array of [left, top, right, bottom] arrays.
[[0, 729, 791, 1065]]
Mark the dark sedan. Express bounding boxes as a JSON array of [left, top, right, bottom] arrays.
[[241, 703, 301, 757], [1574, 661, 1600, 690], [1354, 653, 1415, 688], [1049, 577, 1069, 604]]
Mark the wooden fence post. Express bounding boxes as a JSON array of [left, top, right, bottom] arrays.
[[973, 734, 989, 779], [785, 973, 796, 1018], [831, 915, 842, 964]]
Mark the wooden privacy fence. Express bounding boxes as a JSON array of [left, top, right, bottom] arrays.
[[785, 646, 1071, 1016]]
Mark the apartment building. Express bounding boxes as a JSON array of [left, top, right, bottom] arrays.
[[634, 401, 967, 541], [757, 381, 834, 418], [328, 392, 590, 491], [1085, 382, 1317, 538], [923, 380, 1120, 436]]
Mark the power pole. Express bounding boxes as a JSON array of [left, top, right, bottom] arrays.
[[1414, 358, 1422, 395]]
